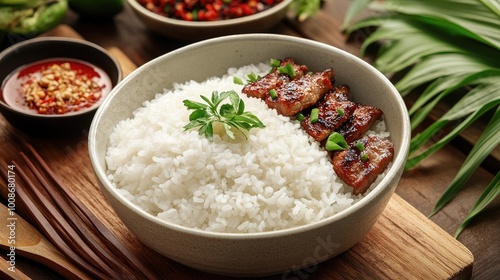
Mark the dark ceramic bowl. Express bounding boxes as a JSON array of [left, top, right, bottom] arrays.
[[0, 37, 122, 137]]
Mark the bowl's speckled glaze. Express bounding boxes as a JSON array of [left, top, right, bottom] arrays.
[[89, 34, 411, 276]]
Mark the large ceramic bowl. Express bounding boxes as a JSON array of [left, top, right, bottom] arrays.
[[0, 37, 122, 136], [89, 34, 410, 276], [127, 0, 294, 40]]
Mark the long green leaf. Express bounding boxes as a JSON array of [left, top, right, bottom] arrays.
[[454, 172, 500, 238], [341, 0, 373, 29], [408, 83, 500, 155], [406, 100, 499, 169], [370, 0, 500, 49], [409, 71, 500, 129], [395, 54, 496, 96], [480, 0, 500, 17], [429, 107, 500, 217]]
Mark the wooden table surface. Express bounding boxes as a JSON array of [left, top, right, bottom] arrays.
[[1, 1, 499, 279]]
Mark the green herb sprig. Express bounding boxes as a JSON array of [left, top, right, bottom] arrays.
[[183, 90, 265, 141]]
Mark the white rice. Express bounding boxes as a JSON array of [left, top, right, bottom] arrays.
[[105, 63, 390, 233]]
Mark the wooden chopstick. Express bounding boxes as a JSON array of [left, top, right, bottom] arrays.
[[24, 144, 159, 280], [7, 163, 110, 279], [24, 144, 159, 279], [18, 154, 135, 278]]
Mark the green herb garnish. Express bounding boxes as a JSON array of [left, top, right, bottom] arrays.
[[310, 108, 319, 123], [233, 73, 261, 85], [233, 76, 244, 85], [355, 141, 365, 152], [278, 63, 296, 78], [296, 112, 305, 122], [325, 132, 348, 151], [360, 152, 369, 162], [269, 58, 281, 68], [269, 89, 278, 100], [337, 108, 345, 116], [183, 90, 265, 141], [247, 72, 261, 83]]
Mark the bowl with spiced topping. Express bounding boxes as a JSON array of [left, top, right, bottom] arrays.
[[0, 37, 121, 136], [127, 0, 294, 40]]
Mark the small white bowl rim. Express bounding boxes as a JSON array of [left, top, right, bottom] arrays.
[[0, 37, 121, 118], [90, 33, 411, 240], [127, 0, 294, 28]]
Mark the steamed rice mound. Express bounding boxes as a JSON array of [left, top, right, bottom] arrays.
[[105, 63, 386, 233]]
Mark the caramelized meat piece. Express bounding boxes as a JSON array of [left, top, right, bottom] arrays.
[[329, 84, 350, 102], [332, 135, 394, 195], [242, 58, 308, 99], [266, 68, 335, 116], [301, 86, 357, 142], [338, 105, 383, 143]]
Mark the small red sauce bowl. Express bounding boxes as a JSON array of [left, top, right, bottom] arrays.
[[0, 37, 122, 137]]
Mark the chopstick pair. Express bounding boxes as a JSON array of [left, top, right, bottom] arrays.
[[3, 144, 158, 280]]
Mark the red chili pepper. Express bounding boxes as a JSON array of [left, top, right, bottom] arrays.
[[138, 0, 283, 21]]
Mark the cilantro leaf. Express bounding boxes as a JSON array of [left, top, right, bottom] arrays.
[[183, 90, 265, 141]]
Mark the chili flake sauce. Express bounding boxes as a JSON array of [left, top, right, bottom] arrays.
[[137, 0, 284, 21], [1, 58, 112, 115]]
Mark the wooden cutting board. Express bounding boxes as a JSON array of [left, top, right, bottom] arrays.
[[35, 25, 473, 279]]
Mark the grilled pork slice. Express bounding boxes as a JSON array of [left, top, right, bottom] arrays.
[[301, 86, 356, 142], [266, 68, 335, 116], [242, 58, 308, 99], [329, 84, 350, 101], [332, 135, 394, 195], [337, 105, 383, 144]]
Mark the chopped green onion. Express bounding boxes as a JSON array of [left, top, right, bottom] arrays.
[[269, 58, 281, 68], [278, 63, 296, 78], [233, 76, 244, 85], [269, 89, 278, 99], [361, 153, 369, 162], [247, 72, 260, 83], [296, 113, 305, 122], [355, 141, 365, 152], [337, 108, 344, 116], [325, 132, 348, 151], [310, 108, 319, 123]]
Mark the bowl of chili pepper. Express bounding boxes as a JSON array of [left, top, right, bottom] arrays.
[[128, 0, 294, 40], [0, 37, 122, 137]]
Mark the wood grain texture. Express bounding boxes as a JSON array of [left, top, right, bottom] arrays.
[[0, 22, 476, 279]]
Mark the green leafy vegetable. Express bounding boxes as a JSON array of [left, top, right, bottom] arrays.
[[344, 0, 500, 237], [291, 0, 321, 22], [0, 0, 67, 34], [183, 90, 265, 141]]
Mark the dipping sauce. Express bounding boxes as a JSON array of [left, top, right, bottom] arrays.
[[1, 58, 112, 115]]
